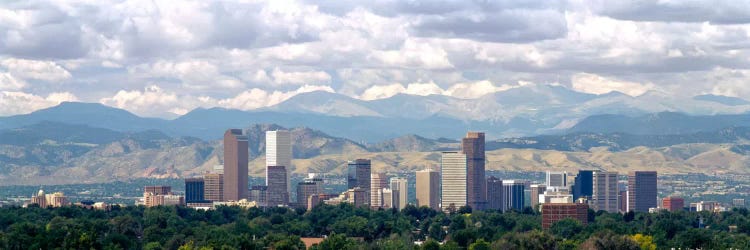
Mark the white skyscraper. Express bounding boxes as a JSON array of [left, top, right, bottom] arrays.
[[390, 177, 408, 210], [266, 130, 292, 197], [441, 151, 467, 212]]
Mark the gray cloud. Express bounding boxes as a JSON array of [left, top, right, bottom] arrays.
[[599, 1, 750, 24]]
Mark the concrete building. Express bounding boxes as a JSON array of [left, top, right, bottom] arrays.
[[267, 165, 289, 206], [296, 175, 323, 208], [30, 189, 68, 208], [185, 177, 205, 203], [224, 129, 249, 201], [662, 197, 685, 212], [487, 176, 504, 211], [382, 188, 394, 209], [325, 188, 367, 207], [503, 180, 525, 211], [308, 194, 339, 211], [204, 173, 224, 202], [734, 199, 746, 208], [542, 203, 589, 229], [463, 132, 486, 210], [266, 130, 292, 197], [441, 151, 467, 212], [145, 186, 171, 195], [546, 171, 568, 188], [416, 168, 440, 210], [628, 171, 658, 212], [591, 171, 619, 213], [530, 184, 547, 209], [390, 177, 408, 210], [370, 173, 388, 209], [539, 187, 574, 205]]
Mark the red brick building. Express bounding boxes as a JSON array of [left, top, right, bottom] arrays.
[[542, 203, 589, 229], [663, 197, 685, 212]]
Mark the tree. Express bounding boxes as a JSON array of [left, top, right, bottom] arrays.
[[421, 239, 440, 250], [549, 219, 583, 239], [580, 231, 639, 250], [630, 234, 656, 250], [310, 233, 358, 250], [468, 239, 491, 250]]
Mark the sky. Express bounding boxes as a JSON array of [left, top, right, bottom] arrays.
[[1, 0, 750, 117]]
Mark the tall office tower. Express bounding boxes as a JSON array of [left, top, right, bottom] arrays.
[[382, 188, 394, 209], [441, 152, 467, 212], [502, 180, 525, 211], [370, 173, 388, 208], [224, 129, 248, 201], [296, 175, 324, 208], [663, 197, 685, 212], [546, 171, 567, 188], [619, 190, 628, 212], [204, 173, 224, 202], [416, 169, 440, 210], [628, 171, 658, 212], [390, 177, 408, 210], [462, 132, 486, 210], [185, 178, 205, 203], [486, 176, 504, 211], [266, 130, 292, 197], [530, 184, 547, 209], [266, 165, 289, 206], [591, 171, 619, 213], [348, 159, 372, 205], [572, 170, 594, 200], [249, 185, 268, 207]]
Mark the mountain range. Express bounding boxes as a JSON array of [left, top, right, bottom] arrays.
[[2, 84, 750, 142]]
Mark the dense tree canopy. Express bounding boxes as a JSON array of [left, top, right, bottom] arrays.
[[1, 204, 750, 249]]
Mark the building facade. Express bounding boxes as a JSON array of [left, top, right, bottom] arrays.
[[591, 171, 619, 213], [541, 203, 589, 229], [463, 132, 486, 210], [204, 173, 224, 202], [530, 184, 547, 209], [441, 151, 467, 212], [266, 130, 292, 196], [370, 173, 388, 209], [572, 170, 593, 200], [296, 176, 323, 208], [628, 171, 658, 212], [185, 177, 205, 203], [487, 176, 504, 211], [546, 171, 568, 188], [267, 165, 289, 206], [416, 168, 440, 210], [224, 129, 248, 201], [249, 185, 268, 207], [503, 180, 525, 211], [390, 177, 408, 210], [662, 197, 685, 212]]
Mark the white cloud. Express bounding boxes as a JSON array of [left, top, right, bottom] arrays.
[[0, 58, 72, 82], [270, 67, 331, 85], [0, 91, 78, 116], [403, 82, 444, 96], [445, 80, 517, 99], [571, 73, 655, 96], [359, 84, 407, 101], [0, 72, 26, 90], [369, 39, 454, 70], [99, 85, 184, 116], [218, 85, 335, 110]]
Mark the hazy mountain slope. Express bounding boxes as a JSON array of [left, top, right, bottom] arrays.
[[569, 112, 750, 135]]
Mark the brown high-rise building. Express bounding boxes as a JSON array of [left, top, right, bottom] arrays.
[[370, 173, 388, 209], [416, 169, 440, 210], [204, 173, 224, 202], [542, 203, 589, 229], [663, 197, 684, 212], [224, 129, 249, 201], [462, 132, 486, 210], [628, 171, 658, 212], [267, 165, 289, 206], [530, 184, 547, 209]]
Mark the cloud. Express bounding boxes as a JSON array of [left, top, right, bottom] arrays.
[[359, 84, 407, 101], [445, 80, 517, 99], [369, 39, 454, 69], [571, 73, 654, 96], [1, 58, 71, 81], [0, 91, 78, 115], [0, 72, 26, 90], [597, 1, 750, 24], [270, 67, 332, 85]]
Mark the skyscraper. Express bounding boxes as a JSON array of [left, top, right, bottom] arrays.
[[441, 151, 467, 212], [502, 180, 525, 211], [416, 168, 440, 210], [204, 173, 224, 202], [370, 172, 388, 209], [266, 130, 292, 197], [296, 175, 324, 208], [530, 184, 547, 209], [546, 171, 567, 188], [628, 171, 658, 212], [185, 177, 205, 203], [462, 132, 486, 210], [224, 129, 248, 201], [382, 188, 394, 209], [487, 176, 504, 211], [591, 171, 618, 213], [348, 159, 372, 205], [249, 185, 267, 207], [390, 177, 408, 210], [267, 165, 289, 206], [572, 170, 593, 200]]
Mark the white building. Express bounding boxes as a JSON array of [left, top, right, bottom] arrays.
[[266, 130, 292, 197], [546, 171, 568, 188], [441, 152, 467, 212], [370, 173, 388, 208], [390, 177, 408, 210]]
